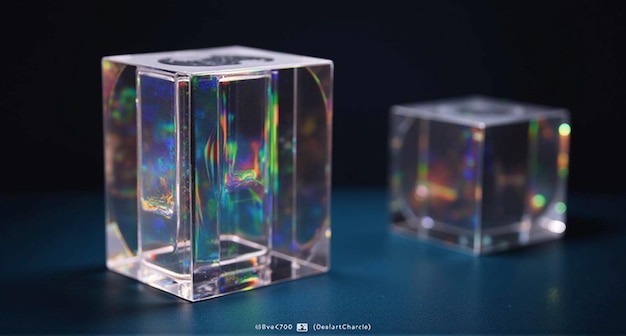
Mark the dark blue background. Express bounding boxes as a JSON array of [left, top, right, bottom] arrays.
[[1, 0, 625, 193]]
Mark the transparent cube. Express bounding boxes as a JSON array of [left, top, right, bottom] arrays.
[[102, 46, 332, 301], [389, 96, 570, 255]]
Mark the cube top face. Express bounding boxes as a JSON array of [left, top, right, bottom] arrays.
[[103, 46, 332, 301], [103, 45, 333, 75], [392, 95, 569, 128], [390, 96, 571, 255]]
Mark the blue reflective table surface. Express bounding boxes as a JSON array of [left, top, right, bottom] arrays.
[[0, 188, 624, 335]]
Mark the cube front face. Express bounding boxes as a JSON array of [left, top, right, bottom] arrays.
[[103, 46, 332, 301], [390, 96, 570, 255]]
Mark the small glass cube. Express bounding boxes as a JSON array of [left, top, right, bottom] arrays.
[[103, 46, 332, 301], [389, 96, 570, 255]]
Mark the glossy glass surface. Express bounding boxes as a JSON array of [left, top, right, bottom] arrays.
[[103, 46, 332, 301], [390, 96, 570, 255]]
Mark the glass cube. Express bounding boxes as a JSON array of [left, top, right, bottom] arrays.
[[389, 96, 570, 255], [102, 46, 332, 301]]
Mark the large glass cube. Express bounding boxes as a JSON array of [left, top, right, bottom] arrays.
[[102, 46, 332, 301], [389, 96, 570, 255]]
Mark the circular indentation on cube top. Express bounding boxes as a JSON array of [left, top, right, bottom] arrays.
[[158, 55, 274, 66], [438, 100, 525, 117]]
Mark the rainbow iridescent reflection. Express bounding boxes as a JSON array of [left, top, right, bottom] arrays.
[[103, 46, 332, 302], [390, 96, 570, 255]]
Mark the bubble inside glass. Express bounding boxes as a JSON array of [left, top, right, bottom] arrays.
[[103, 46, 332, 301], [389, 96, 570, 255]]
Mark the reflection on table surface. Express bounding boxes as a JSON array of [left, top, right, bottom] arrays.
[[0, 188, 624, 334]]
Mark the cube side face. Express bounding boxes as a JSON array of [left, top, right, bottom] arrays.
[[389, 111, 484, 254], [485, 115, 571, 251], [103, 60, 140, 277], [136, 70, 194, 298], [389, 98, 570, 255], [270, 64, 333, 271], [480, 116, 570, 253], [103, 49, 332, 301], [190, 65, 332, 301]]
